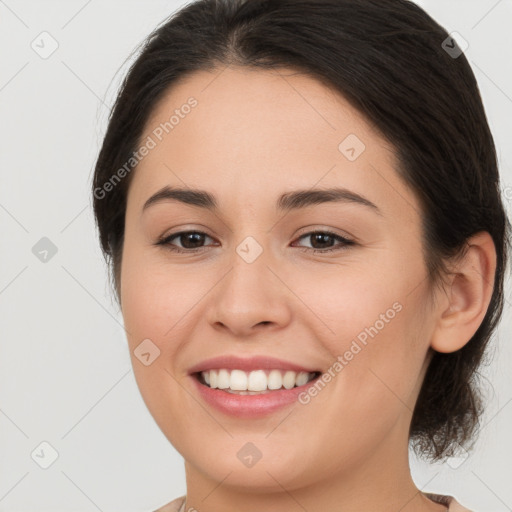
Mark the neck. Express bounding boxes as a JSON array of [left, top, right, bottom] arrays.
[[182, 420, 446, 512]]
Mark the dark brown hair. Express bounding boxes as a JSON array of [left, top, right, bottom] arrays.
[[91, 0, 511, 461]]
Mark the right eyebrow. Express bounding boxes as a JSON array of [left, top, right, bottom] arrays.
[[142, 186, 217, 213]]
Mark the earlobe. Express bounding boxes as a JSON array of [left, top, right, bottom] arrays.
[[430, 231, 497, 354]]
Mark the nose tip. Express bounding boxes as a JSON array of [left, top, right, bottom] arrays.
[[207, 256, 292, 337], [212, 310, 281, 337]]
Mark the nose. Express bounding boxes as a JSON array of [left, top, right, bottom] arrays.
[[207, 244, 292, 337]]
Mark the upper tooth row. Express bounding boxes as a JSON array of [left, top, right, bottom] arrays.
[[202, 369, 314, 391]]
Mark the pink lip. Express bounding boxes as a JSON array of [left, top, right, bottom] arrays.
[[187, 355, 322, 418], [189, 372, 321, 418], [187, 355, 319, 374]]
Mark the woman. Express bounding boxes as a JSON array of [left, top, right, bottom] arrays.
[[91, 0, 511, 510]]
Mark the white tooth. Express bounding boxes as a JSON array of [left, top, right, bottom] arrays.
[[248, 370, 267, 391], [267, 369, 283, 390], [205, 368, 313, 392], [295, 371, 309, 386], [209, 369, 218, 389], [217, 369, 230, 389], [283, 371, 297, 389], [230, 369, 248, 390]]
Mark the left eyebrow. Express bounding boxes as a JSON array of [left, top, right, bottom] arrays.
[[277, 187, 382, 215], [142, 185, 382, 216]]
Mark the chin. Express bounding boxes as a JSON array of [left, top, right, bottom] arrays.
[[185, 442, 317, 491]]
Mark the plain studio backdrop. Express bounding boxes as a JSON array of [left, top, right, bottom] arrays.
[[0, 1, 511, 511]]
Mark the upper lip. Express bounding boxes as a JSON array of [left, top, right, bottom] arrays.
[[188, 355, 320, 375]]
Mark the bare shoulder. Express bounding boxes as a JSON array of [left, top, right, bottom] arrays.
[[152, 495, 186, 512], [424, 493, 473, 512]]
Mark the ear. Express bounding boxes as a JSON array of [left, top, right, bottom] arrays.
[[430, 231, 497, 353]]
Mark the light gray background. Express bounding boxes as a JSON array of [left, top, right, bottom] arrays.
[[0, 1, 511, 511]]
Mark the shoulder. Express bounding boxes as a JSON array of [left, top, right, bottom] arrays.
[[153, 493, 474, 512], [152, 495, 186, 512], [448, 498, 473, 512], [425, 493, 473, 512]]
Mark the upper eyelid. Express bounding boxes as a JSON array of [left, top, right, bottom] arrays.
[[294, 226, 352, 239], [165, 224, 352, 238]]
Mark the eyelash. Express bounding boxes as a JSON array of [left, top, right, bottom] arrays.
[[155, 230, 355, 254]]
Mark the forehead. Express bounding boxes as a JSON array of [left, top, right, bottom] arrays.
[[128, 66, 418, 221]]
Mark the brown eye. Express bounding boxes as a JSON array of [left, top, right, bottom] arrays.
[[174, 232, 208, 249], [293, 231, 355, 253], [157, 231, 216, 253]]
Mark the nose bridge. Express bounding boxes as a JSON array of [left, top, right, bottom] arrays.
[[208, 234, 291, 334]]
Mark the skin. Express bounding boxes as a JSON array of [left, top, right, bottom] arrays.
[[119, 65, 496, 512]]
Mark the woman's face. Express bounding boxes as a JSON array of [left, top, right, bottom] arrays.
[[120, 66, 439, 491]]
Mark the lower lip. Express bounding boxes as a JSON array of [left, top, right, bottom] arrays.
[[190, 373, 320, 418]]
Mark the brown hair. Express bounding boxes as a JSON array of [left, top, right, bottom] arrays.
[[92, 0, 511, 461]]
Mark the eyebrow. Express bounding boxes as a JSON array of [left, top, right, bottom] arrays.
[[142, 185, 382, 215]]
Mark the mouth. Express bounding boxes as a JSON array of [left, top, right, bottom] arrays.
[[193, 369, 322, 395], [187, 355, 324, 417]]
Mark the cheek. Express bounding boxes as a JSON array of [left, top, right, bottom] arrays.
[[119, 243, 187, 403], [119, 248, 195, 448], [120, 242, 196, 344], [290, 259, 429, 410], [287, 259, 405, 346]]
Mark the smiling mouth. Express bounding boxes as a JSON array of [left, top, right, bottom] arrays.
[[193, 369, 322, 395]]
